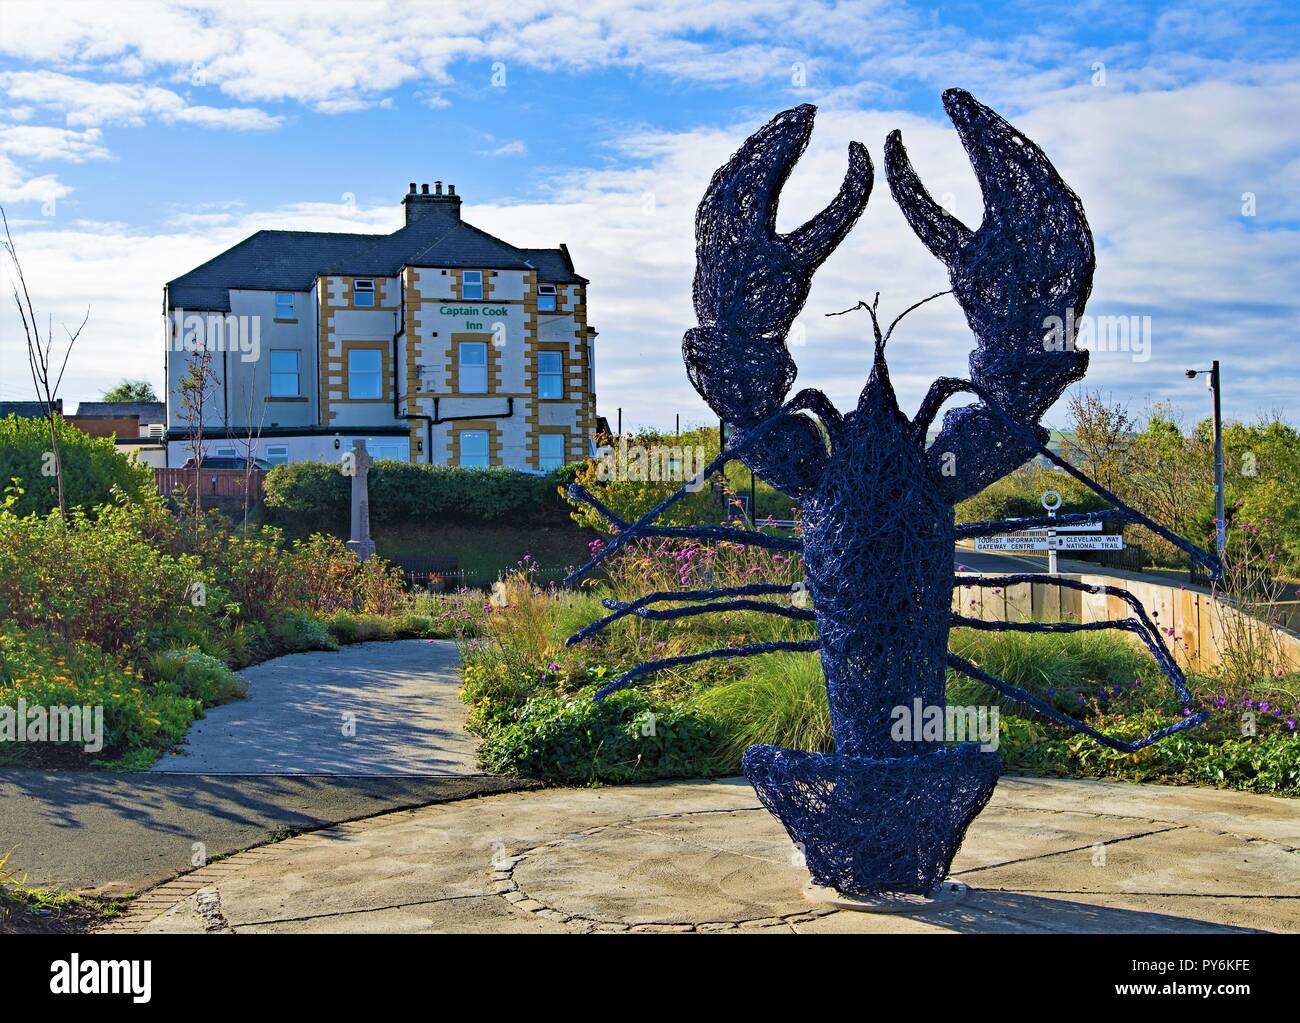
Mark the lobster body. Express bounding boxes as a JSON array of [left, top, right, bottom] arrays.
[[803, 372, 954, 759]]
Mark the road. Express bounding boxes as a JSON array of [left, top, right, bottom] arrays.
[[954, 549, 1051, 575]]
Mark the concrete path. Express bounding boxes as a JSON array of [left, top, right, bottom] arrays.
[[149, 640, 476, 775], [1, 639, 526, 895], [107, 775, 1300, 934], [0, 771, 536, 895]]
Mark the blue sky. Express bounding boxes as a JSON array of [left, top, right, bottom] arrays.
[[1, 0, 1297, 431]]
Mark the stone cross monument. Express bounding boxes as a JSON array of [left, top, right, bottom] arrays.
[[345, 439, 376, 562]]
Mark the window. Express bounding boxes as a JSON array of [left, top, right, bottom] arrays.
[[461, 270, 483, 301], [275, 293, 295, 319], [216, 447, 238, 458], [270, 350, 300, 396], [366, 438, 407, 462], [348, 348, 383, 399], [458, 341, 488, 393], [538, 350, 564, 399], [538, 284, 557, 312], [459, 430, 489, 468], [539, 433, 566, 471], [353, 280, 375, 307], [264, 445, 289, 466]]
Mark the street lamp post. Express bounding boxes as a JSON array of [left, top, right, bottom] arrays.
[[1185, 360, 1225, 558]]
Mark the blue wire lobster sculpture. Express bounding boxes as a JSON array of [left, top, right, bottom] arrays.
[[562, 89, 1221, 897]]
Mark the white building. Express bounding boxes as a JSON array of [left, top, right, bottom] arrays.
[[164, 182, 597, 471]]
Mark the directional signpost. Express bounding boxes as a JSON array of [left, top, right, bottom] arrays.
[[974, 490, 1124, 573]]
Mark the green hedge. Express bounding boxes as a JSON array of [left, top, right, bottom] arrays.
[[473, 689, 722, 785], [0, 414, 154, 517], [263, 461, 579, 532]]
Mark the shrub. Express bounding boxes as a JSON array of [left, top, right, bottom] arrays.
[[0, 626, 199, 766], [222, 622, 269, 669], [326, 611, 394, 645], [0, 413, 155, 518], [149, 648, 247, 706], [271, 610, 338, 653], [473, 688, 722, 784], [264, 461, 577, 532], [0, 498, 204, 657], [998, 709, 1300, 794]]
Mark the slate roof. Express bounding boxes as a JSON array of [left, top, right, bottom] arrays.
[[75, 401, 166, 425], [0, 400, 61, 418], [168, 204, 586, 310]]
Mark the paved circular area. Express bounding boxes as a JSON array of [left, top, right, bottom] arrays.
[[102, 775, 1300, 934]]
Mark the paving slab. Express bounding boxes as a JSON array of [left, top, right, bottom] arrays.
[[113, 776, 1300, 935], [149, 639, 475, 775]]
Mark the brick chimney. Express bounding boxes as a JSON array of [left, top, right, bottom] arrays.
[[402, 181, 462, 226]]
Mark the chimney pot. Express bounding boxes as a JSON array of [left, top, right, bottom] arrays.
[[421, 183, 429, 194], [408, 182, 416, 193], [434, 181, 442, 195], [447, 184, 456, 196]]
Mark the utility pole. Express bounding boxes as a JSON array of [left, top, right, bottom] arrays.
[[1211, 360, 1225, 558], [1185, 360, 1225, 558]]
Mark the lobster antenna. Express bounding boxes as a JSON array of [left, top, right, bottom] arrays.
[[825, 289, 951, 350]]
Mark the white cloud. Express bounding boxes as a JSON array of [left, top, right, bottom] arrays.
[[0, 155, 68, 204], [481, 140, 527, 157], [0, 71, 281, 130], [0, 125, 110, 162]]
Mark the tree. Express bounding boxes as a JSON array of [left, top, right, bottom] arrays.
[[2, 207, 88, 520], [562, 92, 1218, 898], [1063, 389, 1135, 495], [1125, 404, 1212, 562], [176, 343, 216, 526], [236, 375, 267, 528], [102, 379, 159, 402], [0, 413, 153, 517]]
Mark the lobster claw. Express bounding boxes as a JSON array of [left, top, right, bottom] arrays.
[[888, 90, 1095, 503], [886, 89, 1094, 415], [688, 104, 873, 424]]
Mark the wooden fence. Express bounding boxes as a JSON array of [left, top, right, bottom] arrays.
[[953, 571, 1300, 673], [154, 467, 264, 501]]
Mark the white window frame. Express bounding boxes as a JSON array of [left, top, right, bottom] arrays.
[[538, 350, 564, 400], [264, 445, 290, 466], [275, 293, 296, 318], [215, 447, 238, 458], [347, 348, 383, 400], [353, 279, 376, 307], [459, 429, 489, 468], [458, 341, 488, 394], [365, 438, 407, 463], [461, 270, 483, 301], [537, 284, 557, 312], [538, 433, 566, 471], [270, 349, 300, 397]]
